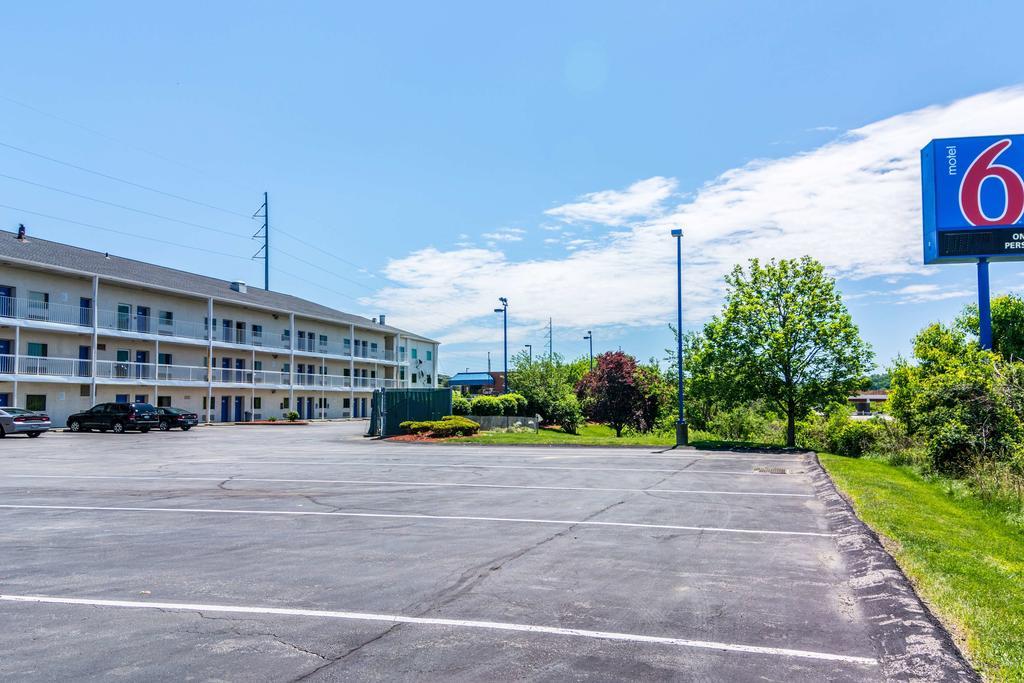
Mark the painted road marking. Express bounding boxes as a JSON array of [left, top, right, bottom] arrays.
[[2, 474, 812, 498], [0, 504, 832, 537], [0, 594, 876, 665], [177, 460, 794, 476]]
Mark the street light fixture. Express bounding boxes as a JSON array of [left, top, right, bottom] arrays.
[[494, 297, 508, 394], [524, 343, 532, 363], [671, 229, 688, 447], [583, 330, 593, 372]]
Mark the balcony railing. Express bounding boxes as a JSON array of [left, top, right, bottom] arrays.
[[0, 354, 376, 390], [1, 297, 401, 361]]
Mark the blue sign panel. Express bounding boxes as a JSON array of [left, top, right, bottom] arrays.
[[922, 134, 1024, 263]]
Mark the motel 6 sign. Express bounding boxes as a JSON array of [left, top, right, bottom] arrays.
[[922, 134, 1024, 264]]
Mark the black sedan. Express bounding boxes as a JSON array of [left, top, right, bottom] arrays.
[[155, 407, 199, 431]]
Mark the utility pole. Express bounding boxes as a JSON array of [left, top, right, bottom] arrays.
[[524, 344, 532, 363], [547, 318, 553, 358], [252, 192, 269, 290], [494, 297, 508, 394], [583, 330, 593, 372], [671, 228, 688, 447]]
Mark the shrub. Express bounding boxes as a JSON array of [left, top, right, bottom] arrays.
[[708, 404, 769, 442], [796, 407, 880, 457], [267, 416, 278, 422], [451, 393, 471, 416], [549, 393, 583, 435], [286, 411, 300, 422], [470, 395, 503, 416], [500, 392, 528, 415], [400, 416, 480, 437]]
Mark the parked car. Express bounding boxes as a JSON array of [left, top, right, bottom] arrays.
[[66, 402, 160, 434], [0, 407, 51, 437], [155, 407, 199, 431]]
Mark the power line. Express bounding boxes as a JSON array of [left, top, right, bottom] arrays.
[[0, 94, 211, 176], [0, 204, 251, 261], [0, 140, 251, 218], [273, 226, 383, 277], [0, 172, 251, 240], [274, 245, 377, 291], [271, 265, 365, 304]]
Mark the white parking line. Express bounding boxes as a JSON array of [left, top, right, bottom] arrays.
[[263, 450, 805, 463], [0, 594, 876, 665], [2, 474, 812, 498], [0, 504, 832, 537], [182, 460, 791, 476]]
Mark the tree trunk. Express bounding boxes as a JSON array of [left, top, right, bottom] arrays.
[[786, 398, 796, 448], [615, 424, 623, 437]]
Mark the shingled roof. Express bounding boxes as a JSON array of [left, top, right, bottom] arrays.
[[0, 228, 436, 342]]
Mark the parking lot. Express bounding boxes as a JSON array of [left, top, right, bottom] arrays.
[[0, 423, 972, 681]]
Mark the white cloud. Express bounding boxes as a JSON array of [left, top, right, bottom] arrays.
[[545, 176, 676, 226], [481, 227, 526, 242], [891, 283, 973, 304], [365, 86, 1024, 353]]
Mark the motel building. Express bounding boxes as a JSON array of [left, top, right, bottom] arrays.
[[0, 228, 438, 426]]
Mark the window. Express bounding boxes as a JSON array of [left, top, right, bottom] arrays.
[[157, 396, 171, 407], [426, 374, 432, 384], [426, 350, 433, 361], [253, 360, 262, 371], [411, 348, 418, 359], [80, 385, 90, 397], [203, 396, 208, 410], [282, 362, 290, 374], [26, 394, 46, 411], [135, 394, 148, 404], [159, 310, 173, 325], [282, 329, 291, 346], [27, 342, 48, 357], [28, 291, 49, 319], [399, 368, 405, 380], [411, 373, 417, 384], [158, 353, 172, 365], [319, 334, 328, 349], [253, 397, 262, 409], [115, 394, 129, 404], [343, 398, 351, 408], [281, 398, 290, 409], [252, 325, 263, 344]]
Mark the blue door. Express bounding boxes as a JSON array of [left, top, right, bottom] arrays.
[[0, 286, 12, 317], [220, 396, 230, 422], [0, 393, 8, 407], [78, 345, 91, 377], [233, 396, 243, 422], [0, 339, 11, 373], [306, 397, 314, 420], [136, 351, 149, 379], [297, 397, 304, 419], [136, 306, 150, 333], [79, 297, 92, 326], [221, 357, 231, 382]]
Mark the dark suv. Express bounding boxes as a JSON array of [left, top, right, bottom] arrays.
[[66, 402, 160, 434]]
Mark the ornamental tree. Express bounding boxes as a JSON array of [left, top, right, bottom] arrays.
[[577, 351, 642, 437], [707, 257, 873, 447]]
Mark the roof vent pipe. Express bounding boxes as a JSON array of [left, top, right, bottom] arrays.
[[16, 224, 26, 240], [379, 314, 386, 325], [230, 281, 247, 293]]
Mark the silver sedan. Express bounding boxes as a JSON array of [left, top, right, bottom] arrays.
[[0, 407, 51, 437]]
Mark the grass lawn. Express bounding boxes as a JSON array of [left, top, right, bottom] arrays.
[[820, 454, 1024, 681], [452, 423, 708, 446]]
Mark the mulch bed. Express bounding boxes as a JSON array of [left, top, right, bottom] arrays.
[[232, 420, 310, 426]]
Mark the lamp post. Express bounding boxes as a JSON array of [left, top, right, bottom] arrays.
[[494, 297, 508, 393], [671, 229, 688, 446], [583, 330, 593, 372], [524, 344, 532, 363]]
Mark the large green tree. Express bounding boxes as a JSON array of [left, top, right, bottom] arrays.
[[708, 257, 872, 447], [956, 293, 1024, 361]]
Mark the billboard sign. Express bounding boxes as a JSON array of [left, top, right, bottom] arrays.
[[922, 134, 1024, 263]]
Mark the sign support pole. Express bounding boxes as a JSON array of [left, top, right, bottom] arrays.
[[977, 257, 993, 350]]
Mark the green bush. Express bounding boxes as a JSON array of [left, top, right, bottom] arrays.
[[470, 395, 503, 416], [499, 392, 528, 415], [708, 404, 769, 442], [549, 393, 583, 435], [286, 411, 300, 422], [451, 393, 471, 416], [399, 415, 480, 437], [796, 407, 880, 457]]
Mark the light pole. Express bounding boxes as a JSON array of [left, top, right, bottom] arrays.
[[494, 297, 508, 393], [671, 229, 688, 446], [524, 344, 532, 363], [583, 330, 593, 372]]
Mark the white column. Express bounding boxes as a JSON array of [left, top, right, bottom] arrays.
[[349, 323, 355, 417], [321, 354, 326, 420], [206, 297, 214, 423], [153, 337, 160, 404], [12, 323, 19, 406], [91, 276, 99, 404], [251, 347, 255, 422], [433, 343, 439, 387], [288, 313, 296, 413]]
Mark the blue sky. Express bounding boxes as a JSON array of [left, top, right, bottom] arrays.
[[4, 1, 1024, 375]]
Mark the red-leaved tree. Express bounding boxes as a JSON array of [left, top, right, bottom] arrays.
[[577, 351, 642, 437]]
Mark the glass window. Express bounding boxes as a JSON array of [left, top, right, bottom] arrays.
[[253, 397, 262, 409], [253, 360, 262, 371], [27, 342, 48, 357], [115, 394, 129, 404], [319, 334, 328, 347], [158, 353, 172, 365], [157, 396, 171, 407], [426, 350, 433, 361], [411, 373, 417, 383], [25, 394, 46, 411], [28, 291, 48, 319], [411, 348, 418, 359], [159, 311, 173, 325], [80, 384, 90, 397]]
